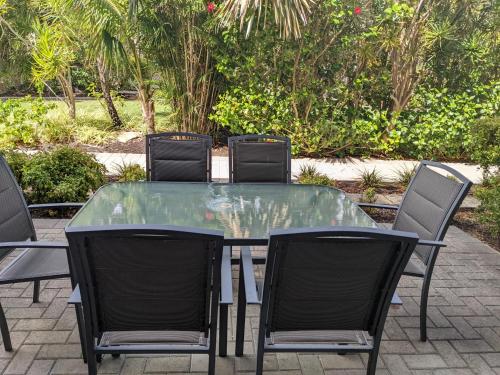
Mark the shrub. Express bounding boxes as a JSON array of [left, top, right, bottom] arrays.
[[475, 174, 500, 237], [359, 167, 383, 189], [115, 162, 146, 182], [2, 151, 30, 183], [395, 83, 499, 159], [296, 165, 335, 186], [22, 147, 106, 203], [469, 117, 500, 177], [0, 97, 54, 149]]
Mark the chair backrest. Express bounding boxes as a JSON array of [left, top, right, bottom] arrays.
[[228, 135, 291, 183], [262, 227, 418, 337], [146, 132, 212, 182], [393, 160, 472, 265], [0, 156, 36, 248], [65, 225, 224, 337]]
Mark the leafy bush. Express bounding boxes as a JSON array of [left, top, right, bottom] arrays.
[[296, 165, 335, 186], [22, 147, 106, 203], [2, 151, 30, 182], [0, 97, 54, 149], [469, 117, 500, 177], [475, 175, 500, 237], [115, 162, 146, 182], [394, 83, 499, 159]]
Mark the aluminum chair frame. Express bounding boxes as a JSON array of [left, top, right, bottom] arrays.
[[236, 227, 437, 375], [357, 160, 472, 341], [65, 225, 232, 375], [0, 156, 84, 353], [228, 135, 292, 183], [145, 132, 212, 182]]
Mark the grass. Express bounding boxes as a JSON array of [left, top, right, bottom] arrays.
[[16, 98, 176, 147], [44, 99, 176, 132]]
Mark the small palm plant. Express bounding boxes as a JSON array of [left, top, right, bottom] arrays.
[[359, 167, 383, 189]]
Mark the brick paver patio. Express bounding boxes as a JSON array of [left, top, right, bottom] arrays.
[[0, 219, 499, 375]]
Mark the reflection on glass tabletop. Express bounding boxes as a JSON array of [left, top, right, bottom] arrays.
[[68, 182, 376, 243]]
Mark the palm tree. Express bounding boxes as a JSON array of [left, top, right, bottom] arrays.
[[218, 0, 316, 39], [66, 0, 157, 133]]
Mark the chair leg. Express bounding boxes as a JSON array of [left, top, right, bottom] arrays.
[[32, 280, 40, 303], [208, 349, 216, 375], [235, 265, 246, 357], [366, 350, 379, 375], [219, 305, 228, 357], [0, 302, 12, 351], [420, 274, 432, 342], [255, 330, 266, 375], [74, 303, 87, 363]]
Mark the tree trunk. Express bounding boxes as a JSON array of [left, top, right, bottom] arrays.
[[138, 85, 155, 133], [96, 57, 122, 128], [58, 72, 76, 119]]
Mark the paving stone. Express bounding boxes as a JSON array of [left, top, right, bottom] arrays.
[[24, 331, 70, 345], [4, 345, 40, 375], [402, 354, 447, 369], [50, 358, 88, 374], [144, 356, 191, 373], [25, 360, 53, 375]]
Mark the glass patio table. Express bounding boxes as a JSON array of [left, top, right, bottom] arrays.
[[68, 182, 377, 244], [68, 182, 402, 304]]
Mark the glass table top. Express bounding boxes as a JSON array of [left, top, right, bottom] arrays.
[[68, 182, 376, 243]]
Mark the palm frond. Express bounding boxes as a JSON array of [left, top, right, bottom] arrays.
[[218, 0, 315, 39]]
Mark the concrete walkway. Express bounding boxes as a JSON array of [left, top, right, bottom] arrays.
[[93, 153, 485, 183]]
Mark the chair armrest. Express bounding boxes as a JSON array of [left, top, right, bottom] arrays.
[[220, 246, 233, 305], [241, 246, 261, 305], [357, 203, 399, 210], [68, 285, 81, 305], [0, 241, 68, 249], [28, 203, 84, 211], [418, 240, 447, 248]]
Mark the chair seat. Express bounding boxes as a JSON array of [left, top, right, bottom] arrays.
[[100, 331, 208, 347], [0, 247, 69, 283], [267, 330, 372, 346], [403, 258, 425, 277]]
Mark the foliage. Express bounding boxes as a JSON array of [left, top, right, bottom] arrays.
[[0, 96, 54, 149], [469, 117, 500, 177], [394, 164, 417, 188], [2, 150, 30, 182], [361, 187, 377, 203], [115, 162, 146, 182], [359, 168, 383, 189], [22, 147, 106, 203], [475, 174, 500, 237], [394, 83, 499, 159], [296, 165, 335, 186]]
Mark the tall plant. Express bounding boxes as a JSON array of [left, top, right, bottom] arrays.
[[67, 0, 157, 133], [148, 1, 220, 134]]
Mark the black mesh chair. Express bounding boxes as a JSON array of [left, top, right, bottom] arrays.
[[357, 160, 472, 341], [228, 135, 291, 183], [236, 227, 434, 375], [0, 155, 84, 352], [65, 225, 231, 375], [145, 132, 212, 182]]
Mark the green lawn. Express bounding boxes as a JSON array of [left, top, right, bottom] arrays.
[[45, 98, 175, 133]]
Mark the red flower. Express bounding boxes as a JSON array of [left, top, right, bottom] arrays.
[[354, 6, 362, 15], [207, 2, 216, 13]]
